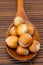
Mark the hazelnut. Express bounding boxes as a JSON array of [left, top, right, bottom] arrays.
[[14, 16, 24, 26], [16, 46, 29, 55], [5, 36, 18, 48], [29, 40, 40, 52], [10, 26, 17, 36], [28, 24, 35, 36], [16, 24, 28, 36], [19, 33, 32, 47]]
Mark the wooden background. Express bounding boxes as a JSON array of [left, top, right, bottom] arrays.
[[0, 0, 43, 65]]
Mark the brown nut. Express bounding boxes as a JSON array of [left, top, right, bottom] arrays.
[[29, 40, 40, 53], [19, 33, 32, 47], [14, 16, 24, 26], [10, 26, 17, 36], [16, 46, 29, 55], [27, 24, 35, 36], [5, 36, 18, 48], [16, 24, 28, 36]]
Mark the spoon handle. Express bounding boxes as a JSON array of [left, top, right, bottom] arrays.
[[16, 0, 28, 19], [17, 0, 24, 12]]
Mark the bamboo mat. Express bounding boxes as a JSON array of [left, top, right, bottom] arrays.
[[0, 0, 43, 65]]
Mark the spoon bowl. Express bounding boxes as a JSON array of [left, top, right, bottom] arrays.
[[5, 0, 40, 61]]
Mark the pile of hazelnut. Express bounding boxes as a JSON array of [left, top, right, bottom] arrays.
[[5, 16, 40, 55]]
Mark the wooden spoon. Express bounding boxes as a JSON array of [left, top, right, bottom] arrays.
[[5, 0, 40, 61]]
